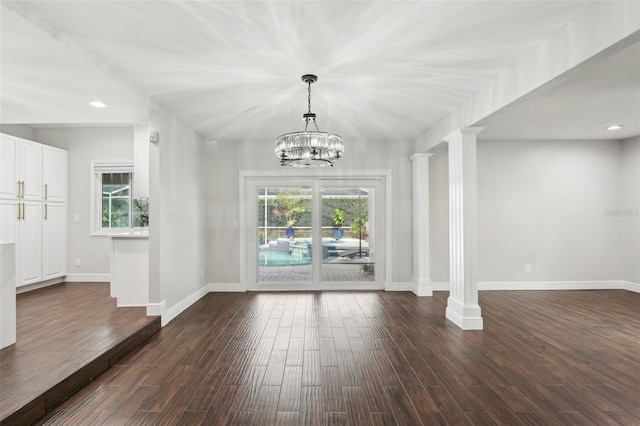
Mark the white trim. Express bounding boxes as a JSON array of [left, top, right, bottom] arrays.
[[411, 277, 433, 296], [478, 280, 627, 291], [15, 277, 64, 294], [147, 300, 166, 317], [240, 170, 391, 292], [90, 160, 136, 236], [386, 282, 412, 292], [445, 296, 483, 330], [432, 282, 450, 291], [64, 273, 111, 283], [209, 283, 246, 292], [622, 281, 640, 293], [161, 285, 209, 327]]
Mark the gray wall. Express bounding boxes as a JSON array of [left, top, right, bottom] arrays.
[[430, 138, 632, 284], [621, 136, 640, 283], [205, 137, 415, 285], [149, 108, 208, 309], [33, 127, 134, 276], [1, 124, 34, 140]]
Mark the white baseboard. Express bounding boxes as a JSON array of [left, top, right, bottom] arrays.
[[386, 282, 412, 291], [622, 281, 640, 293], [411, 277, 433, 296], [64, 273, 111, 283], [209, 283, 246, 292], [16, 277, 64, 294], [479, 280, 626, 291], [431, 281, 450, 291], [147, 300, 166, 317], [162, 286, 210, 327]]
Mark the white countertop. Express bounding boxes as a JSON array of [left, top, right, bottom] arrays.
[[110, 231, 149, 239]]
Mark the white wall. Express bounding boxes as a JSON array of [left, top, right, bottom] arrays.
[[428, 144, 449, 283], [430, 139, 630, 285], [206, 137, 414, 286], [149, 108, 208, 311], [621, 136, 640, 284], [33, 127, 134, 277]]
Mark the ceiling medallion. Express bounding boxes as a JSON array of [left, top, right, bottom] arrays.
[[275, 74, 344, 168]]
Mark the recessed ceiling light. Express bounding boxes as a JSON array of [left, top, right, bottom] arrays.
[[89, 100, 107, 108], [605, 124, 623, 131]]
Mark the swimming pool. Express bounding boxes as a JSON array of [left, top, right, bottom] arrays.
[[258, 250, 311, 266]]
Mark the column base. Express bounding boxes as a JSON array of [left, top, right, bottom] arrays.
[[412, 277, 433, 297], [445, 296, 483, 330]]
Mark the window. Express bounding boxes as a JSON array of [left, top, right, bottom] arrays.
[[101, 172, 132, 228], [91, 161, 140, 235]]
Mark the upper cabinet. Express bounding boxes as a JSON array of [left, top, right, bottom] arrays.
[[42, 145, 68, 203], [0, 134, 43, 201]]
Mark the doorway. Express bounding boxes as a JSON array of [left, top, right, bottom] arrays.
[[241, 173, 389, 291]]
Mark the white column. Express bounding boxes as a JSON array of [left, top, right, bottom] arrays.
[[445, 128, 483, 330], [410, 153, 433, 296]]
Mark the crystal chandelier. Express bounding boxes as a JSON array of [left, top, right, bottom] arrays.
[[275, 74, 344, 168]]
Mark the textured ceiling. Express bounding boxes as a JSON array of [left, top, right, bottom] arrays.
[[4, 1, 635, 143]]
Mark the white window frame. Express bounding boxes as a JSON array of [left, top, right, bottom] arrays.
[[90, 160, 135, 236]]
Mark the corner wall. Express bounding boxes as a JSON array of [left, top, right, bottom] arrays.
[[149, 108, 208, 321]]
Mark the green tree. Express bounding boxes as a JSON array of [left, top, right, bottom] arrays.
[[272, 189, 307, 228]]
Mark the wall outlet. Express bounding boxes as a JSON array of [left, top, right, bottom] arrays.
[[525, 264, 531, 273], [73, 214, 80, 223], [75, 258, 81, 267]]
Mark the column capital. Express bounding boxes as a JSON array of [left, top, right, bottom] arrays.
[[409, 152, 434, 162], [442, 127, 484, 144]]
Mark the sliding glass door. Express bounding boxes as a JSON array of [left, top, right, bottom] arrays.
[[257, 186, 313, 286], [245, 176, 384, 291]]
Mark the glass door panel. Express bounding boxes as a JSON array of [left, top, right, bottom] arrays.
[[257, 186, 313, 285], [320, 187, 375, 284]]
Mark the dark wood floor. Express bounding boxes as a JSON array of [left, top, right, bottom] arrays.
[[31, 289, 640, 425], [0, 283, 159, 425]]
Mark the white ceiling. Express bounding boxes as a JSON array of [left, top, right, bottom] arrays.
[[1, 1, 638, 143]]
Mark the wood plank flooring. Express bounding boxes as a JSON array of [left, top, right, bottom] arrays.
[[0, 283, 159, 425], [34, 289, 640, 425]]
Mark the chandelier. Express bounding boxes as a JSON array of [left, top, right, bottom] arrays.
[[275, 74, 344, 168]]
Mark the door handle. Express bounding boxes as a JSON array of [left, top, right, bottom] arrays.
[[44, 203, 48, 220], [44, 183, 48, 200]]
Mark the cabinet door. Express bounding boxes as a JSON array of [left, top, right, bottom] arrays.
[[43, 203, 67, 280], [0, 135, 18, 199], [42, 145, 67, 203], [0, 201, 18, 244], [18, 202, 42, 286], [18, 139, 42, 201]]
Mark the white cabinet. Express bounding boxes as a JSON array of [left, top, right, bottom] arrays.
[[18, 202, 43, 285], [0, 134, 43, 201], [19, 140, 43, 201], [0, 135, 18, 199], [43, 202, 67, 280], [43, 145, 67, 203], [0, 133, 67, 288]]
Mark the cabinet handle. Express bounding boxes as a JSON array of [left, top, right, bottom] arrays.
[[17, 203, 21, 220], [44, 183, 48, 200], [22, 203, 25, 220], [17, 181, 21, 198], [44, 203, 48, 220], [21, 181, 25, 198]]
